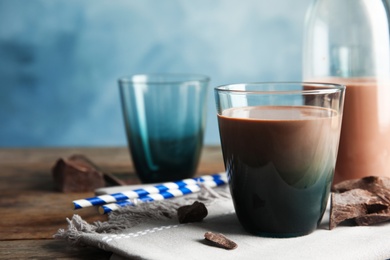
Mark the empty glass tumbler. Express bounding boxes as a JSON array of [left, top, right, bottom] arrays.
[[118, 74, 209, 183]]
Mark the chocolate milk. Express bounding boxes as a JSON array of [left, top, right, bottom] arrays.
[[218, 106, 341, 237], [315, 78, 390, 183]]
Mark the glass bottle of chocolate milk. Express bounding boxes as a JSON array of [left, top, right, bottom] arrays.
[[303, 0, 390, 184]]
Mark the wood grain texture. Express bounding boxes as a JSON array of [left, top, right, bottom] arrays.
[[0, 240, 113, 259], [0, 146, 224, 259]]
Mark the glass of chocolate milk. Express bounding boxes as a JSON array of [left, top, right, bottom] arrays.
[[215, 82, 345, 237], [119, 74, 209, 183]]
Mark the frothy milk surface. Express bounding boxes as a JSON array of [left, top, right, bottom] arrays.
[[221, 105, 336, 120]]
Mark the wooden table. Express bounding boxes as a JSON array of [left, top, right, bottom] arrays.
[[0, 146, 224, 259]]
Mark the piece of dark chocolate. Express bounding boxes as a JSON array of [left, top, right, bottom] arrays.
[[355, 209, 390, 226], [204, 231, 237, 250], [69, 154, 126, 186], [177, 201, 208, 223], [333, 176, 390, 194], [52, 157, 105, 192], [329, 188, 387, 229], [330, 176, 390, 229]]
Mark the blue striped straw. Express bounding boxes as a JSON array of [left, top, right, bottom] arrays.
[[98, 184, 202, 214], [73, 172, 227, 210]]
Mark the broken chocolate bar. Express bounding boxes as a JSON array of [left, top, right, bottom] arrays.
[[329, 189, 387, 229], [333, 176, 390, 194], [52, 157, 105, 192], [69, 154, 127, 186], [330, 176, 390, 229], [204, 231, 237, 250], [355, 208, 390, 226], [177, 201, 208, 223]]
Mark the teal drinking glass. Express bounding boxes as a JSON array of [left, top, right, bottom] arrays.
[[215, 82, 345, 237], [119, 74, 209, 183]]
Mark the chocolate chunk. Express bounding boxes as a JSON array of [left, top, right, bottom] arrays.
[[333, 176, 390, 194], [329, 189, 386, 229], [204, 231, 237, 250], [330, 176, 390, 229], [177, 201, 208, 223], [69, 154, 127, 186], [355, 209, 390, 226], [52, 157, 105, 192]]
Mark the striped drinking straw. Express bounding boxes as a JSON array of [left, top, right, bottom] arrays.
[[72, 172, 227, 210], [98, 184, 202, 214]]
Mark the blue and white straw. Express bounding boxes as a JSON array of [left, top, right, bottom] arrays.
[[73, 172, 227, 210], [98, 184, 202, 214]]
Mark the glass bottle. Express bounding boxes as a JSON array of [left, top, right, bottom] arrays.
[[303, 0, 390, 184]]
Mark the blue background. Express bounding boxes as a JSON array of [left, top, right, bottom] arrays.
[[0, 0, 311, 147]]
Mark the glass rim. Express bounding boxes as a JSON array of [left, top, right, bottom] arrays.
[[118, 73, 210, 84], [215, 82, 345, 95]]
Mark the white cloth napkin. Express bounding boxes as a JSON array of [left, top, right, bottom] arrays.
[[55, 184, 390, 260]]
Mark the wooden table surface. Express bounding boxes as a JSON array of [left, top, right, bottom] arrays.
[[0, 146, 224, 259]]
